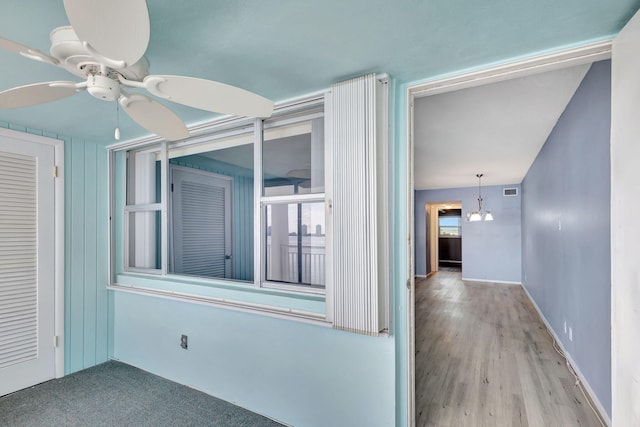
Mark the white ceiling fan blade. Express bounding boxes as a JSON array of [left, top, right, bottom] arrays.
[[143, 75, 274, 118], [119, 94, 189, 141], [63, 0, 150, 66], [0, 37, 59, 65], [0, 82, 80, 108]]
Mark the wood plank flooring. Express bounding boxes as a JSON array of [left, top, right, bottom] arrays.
[[415, 270, 602, 427]]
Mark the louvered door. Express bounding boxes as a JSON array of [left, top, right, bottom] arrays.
[[170, 166, 232, 279], [0, 135, 56, 396]]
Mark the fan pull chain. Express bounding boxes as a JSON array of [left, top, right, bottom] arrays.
[[114, 101, 121, 140]]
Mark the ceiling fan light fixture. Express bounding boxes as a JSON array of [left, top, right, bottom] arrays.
[[0, 1, 275, 141], [86, 74, 120, 101]]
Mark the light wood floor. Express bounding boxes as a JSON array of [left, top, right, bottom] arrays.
[[415, 270, 602, 427]]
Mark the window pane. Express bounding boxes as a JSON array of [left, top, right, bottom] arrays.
[[265, 202, 325, 288], [439, 217, 461, 236], [127, 211, 161, 270], [168, 139, 254, 282], [263, 118, 324, 196], [126, 148, 161, 205]]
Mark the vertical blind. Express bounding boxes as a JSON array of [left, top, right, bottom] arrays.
[[0, 151, 38, 368], [331, 74, 385, 336]]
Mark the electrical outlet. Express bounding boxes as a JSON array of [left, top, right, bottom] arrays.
[[569, 327, 573, 342], [180, 334, 188, 349], [564, 321, 567, 334], [558, 220, 562, 231]]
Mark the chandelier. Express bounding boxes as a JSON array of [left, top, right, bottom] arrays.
[[466, 173, 494, 222]]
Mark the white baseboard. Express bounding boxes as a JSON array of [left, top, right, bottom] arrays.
[[461, 277, 522, 285], [520, 284, 611, 427]]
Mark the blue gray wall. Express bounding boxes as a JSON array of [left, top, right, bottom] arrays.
[[415, 185, 522, 283], [0, 121, 111, 375], [521, 60, 611, 416]]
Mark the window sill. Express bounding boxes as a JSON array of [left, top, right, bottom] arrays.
[[113, 272, 326, 317]]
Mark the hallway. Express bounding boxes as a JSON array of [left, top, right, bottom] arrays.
[[415, 271, 603, 426]]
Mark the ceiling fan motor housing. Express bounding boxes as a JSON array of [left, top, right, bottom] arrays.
[[87, 74, 120, 101]]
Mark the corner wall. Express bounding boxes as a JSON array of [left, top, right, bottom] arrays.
[[521, 60, 611, 416], [414, 185, 522, 283]]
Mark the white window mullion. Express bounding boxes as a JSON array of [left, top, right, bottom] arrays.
[[254, 118, 263, 287], [324, 91, 334, 323], [160, 141, 168, 275]]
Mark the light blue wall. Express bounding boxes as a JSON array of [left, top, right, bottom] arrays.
[[414, 185, 522, 283], [521, 60, 611, 416], [113, 293, 394, 427], [109, 81, 403, 426], [0, 122, 111, 375]]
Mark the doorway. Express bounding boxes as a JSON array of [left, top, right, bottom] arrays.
[[424, 202, 462, 276], [0, 128, 64, 396], [405, 42, 611, 426]]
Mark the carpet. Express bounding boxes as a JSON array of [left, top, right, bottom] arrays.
[[0, 361, 284, 427]]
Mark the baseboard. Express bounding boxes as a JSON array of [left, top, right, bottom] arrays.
[[520, 284, 612, 427], [414, 275, 427, 279], [461, 277, 522, 285]]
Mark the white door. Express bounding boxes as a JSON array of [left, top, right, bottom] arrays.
[[170, 166, 232, 279], [0, 132, 57, 396], [610, 9, 640, 426]]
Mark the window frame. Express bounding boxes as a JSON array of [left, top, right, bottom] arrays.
[[122, 143, 166, 275], [106, 82, 390, 332], [109, 96, 329, 296], [258, 111, 329, 294]]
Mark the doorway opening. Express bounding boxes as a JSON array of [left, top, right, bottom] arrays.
[[424, 201, 462, 276], [405, 42, 611, 426]]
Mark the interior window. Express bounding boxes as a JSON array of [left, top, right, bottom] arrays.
[[263, 118, 324, 196], [265, 202, 325, 288], [168, 132, 254, 282], [261, 115, 326, 291], [125, 146, 162, 272]]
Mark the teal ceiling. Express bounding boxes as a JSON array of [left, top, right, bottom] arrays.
[[1, 0, 638, 144]]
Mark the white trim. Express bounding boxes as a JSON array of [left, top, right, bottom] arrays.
[[123, 203, 162, 212], [409, 40, 611, 98], [323, 90, 334, 323], [406, 81, 416, 427], [261, 281, 326, 295], [106, 93, 326, 152], [160, 141, 168, 275], [520, 284, 611, 426], [254, 119, 263, 288], [405, 41, 612, 427], [461, 278, 522, 285], [108, 150, 115, 289], [107, 283, 328, 325], [261, 193, 326, 204], [0, 127, 65, 379], [53, 138, 64, 379]]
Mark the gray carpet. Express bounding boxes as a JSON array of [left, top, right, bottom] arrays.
[[0, 361, 284, 427]]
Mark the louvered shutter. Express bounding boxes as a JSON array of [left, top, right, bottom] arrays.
[[170, 167, 232, 279], [0, 151, 37, 368]]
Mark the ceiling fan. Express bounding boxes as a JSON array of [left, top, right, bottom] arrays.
[[0, 0, 274, 141]]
